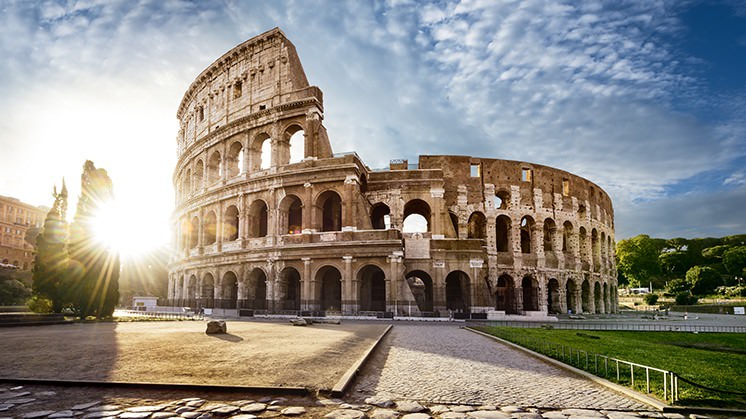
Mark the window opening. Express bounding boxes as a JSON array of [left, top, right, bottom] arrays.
[[522, 168, 532, 182], [470, 164, 481, 177]]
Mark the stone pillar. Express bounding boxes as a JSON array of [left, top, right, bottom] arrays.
[[431, 186, 446, 239], [303, 182, 313, 233], [514, 285, 524, 314], [388, 254, 403, 315], [343, 176, 358, 230], [302, 258, 312, 311], [558, 286, 567, 314], [342, 256, 354, 314], [432, 262, 446, 315], [266, 259, 276, 312]]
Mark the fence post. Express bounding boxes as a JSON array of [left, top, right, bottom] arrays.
[[663, 371, 668, 402], [616, 359, 620, 381], [645, 367, 650, 393]]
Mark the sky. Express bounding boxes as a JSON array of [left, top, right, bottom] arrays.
[[1, 0, 745, 254]]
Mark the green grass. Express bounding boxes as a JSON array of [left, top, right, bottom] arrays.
[[475, 326, 746, 408]]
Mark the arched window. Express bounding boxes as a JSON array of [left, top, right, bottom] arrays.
[[223, 205, 239, 241], [286, 125, 305, 164], [260, 138, 271, 169], [496, 215, 511, 252], [370, 203, 391, 230], [522, 275, 539, 311], [520, 216, 534, 254], [221, 271, 238, 309], [183, 169, 191, 197], [562, 221, 573, 252], [207, 151, 221, 183], [193, 160, 204, 192], [204, 211, 217, 244], [317, 266, 342, 312], [280, 195, 303, 234], [495, 190, 510, 210], [189, 216, 199, 248], [226, 141, 244, 177], [543, 218, 556, 252], [403, 199, 431, 233], [358, 265, 386, 312], [248, 200, 268, 238], [467, 212, 486, 239], [317, 190, 342, 232]]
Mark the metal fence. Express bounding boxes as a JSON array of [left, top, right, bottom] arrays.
[[476, 320, 746, 333], [482, 327, 679, 403], [115, 310, 201, 320]]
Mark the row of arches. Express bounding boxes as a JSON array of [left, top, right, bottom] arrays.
[[178, 125, 306, 199]]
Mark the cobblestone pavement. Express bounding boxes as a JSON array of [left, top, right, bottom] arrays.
[[351, 324, 651, 411]]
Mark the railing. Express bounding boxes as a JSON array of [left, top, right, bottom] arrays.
[[481, 327, 679, 403], [477, 320, 746, 333], [115, 309, 201, 320]]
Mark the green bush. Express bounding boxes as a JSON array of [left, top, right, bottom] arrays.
[[675, 292, 698, 305], [643, 293, 659, 305], [665, 278, 690, 295], [686, 266, 723, 296], [26, 295, 54, 313]]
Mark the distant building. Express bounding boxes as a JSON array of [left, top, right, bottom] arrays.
[[132, 296, 159, 311], [0, 195, 48, 270]]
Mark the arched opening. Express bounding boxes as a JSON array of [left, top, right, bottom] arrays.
[[260, 138, 272, 169], [403, 199, 431, 233], [251, 133, 271, 171], [603, 283, 609, 314], [496, 215, 511, 252], [579, 227, 589, 270], [203, 211, 217, 245], [547, 278, 561, 314], [405, 270, 434, 313], [594, 282, 602, 313], [246, 268, 267, 310], [592, 228, 601, 271], [449, 211, 459, 238], [566, 278, 577, 314], [221, 271, 238, 309], [207, 151, 221, 183], [467, 212, 486, 239], [370, 203, 391, 230], [183, 169, 191, 196], [186, 275, 197, 303], [176, 276, 184, 301], [317, 190, 342, 232], [543, 218, 556, 252], [200, 274, 215, 308], [445, 270, 470, 312], [278, 268, 301, 311], [496, 274, 516, 314], [223, 205, 239, 241], [522, 275, 539, 311], [562, 221, 573, 253], [287, 126, 305, 164], [189, 216, 199, 248], [358, 265, 386, 312], [581, 279, 591, 313], [193, 160, 204, 192], [317, 266, 342, 312], [495, 190, 510, 210], [520, 216, 534, 254], [226, 141, 244, 177], [248, 200, 268, 238], [279, 195, 303, 235]]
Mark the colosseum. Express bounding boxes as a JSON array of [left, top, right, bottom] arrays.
[[167, 28, 618, 319]]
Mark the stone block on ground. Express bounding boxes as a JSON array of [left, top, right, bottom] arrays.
[[280, 406, 306, 416], [205, 320, 227, 334], [365, 396, 395, 408], [290, 318, 307, 326], [324, 409, 367, 419], [465, 411, 510, 419], [240, 403, 267, 413], [369, 408, 400, 419], [395, 401, 425, 413]]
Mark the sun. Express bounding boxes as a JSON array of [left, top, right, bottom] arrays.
[[91, 199, 160, 258]]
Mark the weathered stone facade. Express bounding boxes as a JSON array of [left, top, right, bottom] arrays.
[[168, 28, 617, 318]]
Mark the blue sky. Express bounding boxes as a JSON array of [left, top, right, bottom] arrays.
[[0, 0, 744, 249]]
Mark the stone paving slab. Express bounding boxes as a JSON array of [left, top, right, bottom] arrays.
[[352, 324, 651, 410]]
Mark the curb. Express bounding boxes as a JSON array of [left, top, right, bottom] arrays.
[[0, 378, 311, 396], [463, 326, 667, 411], [331, 324, 393, 397]]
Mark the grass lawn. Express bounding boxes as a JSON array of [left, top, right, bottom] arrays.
[[475, 326, 746, 408]]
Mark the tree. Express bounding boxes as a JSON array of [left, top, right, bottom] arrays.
[[68, 161, 120, 319], [616, 235, 666, 288], [0, 267, 31, 305], [31, 181, 70, 313], [665, 278, 691, 295], [723, 246, 746, 278], [686, 266, 722, 296]]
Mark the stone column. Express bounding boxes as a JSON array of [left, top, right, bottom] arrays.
[[558, 286, 567, 314], [388, 254, 403, 315], [303, 182, 313, 233], [514, 284, 524, 314], [432, 262, 446, 315], [302, 258, 312, 311], [343, 176, 358, 230], [342, 256, 354, 314]]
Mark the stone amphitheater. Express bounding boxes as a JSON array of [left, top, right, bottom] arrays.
[[167, 28, 618, 319]]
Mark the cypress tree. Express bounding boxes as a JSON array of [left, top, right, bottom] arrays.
[[31, 180, 69, 313], [68, 161, 120, 319]]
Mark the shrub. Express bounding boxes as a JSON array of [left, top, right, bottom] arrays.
[[643, 293, 659, 306], [666, 278, 691, 295], [675, 293, 698, 305], [27, 295, 54, 313], [686, 266, 723, 296]]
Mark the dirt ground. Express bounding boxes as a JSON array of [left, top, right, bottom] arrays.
[[0, 319, 388, 390]]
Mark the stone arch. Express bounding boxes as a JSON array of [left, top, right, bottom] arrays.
[[317, 265, 342, 312], [581, 279, 591, 313], [449, 211, 459, 238], [278, 267, 301, 311], [467, 211, 487, 239], [566, 277, 577, 314], [371, 203, 391, 230], [547, 278, 561, 314], [221, 271, 238, 309], [193, 159, 204, 192], [520, 216, 535, 254], [251, 132, 271, 171], [283, 123, 305, 165], [203, 210, 217, 245], [223, 205, 239, 241], [248, 199, 269, 238], [445, 270, 470, 311], [496, 215, 511, 252], [562, 220, 573, 253], [496, 274, 517, 314], [246, 268, 267, 310], [405, 270, 434, 313], [226, 141, 244, 177], [317, 190, 342, 232], [495, 189, 510, 210], [279, 194, 303, 235], [594, 281, 602, 313], [200, 273, 215, 308], [522, 275, 539, 311], [403, 199, 431, 233], [543, 218, 557, 252], [189, 216, 199, 248], [358, 265, 386, 312], [579, 227, 590, 270], [207, 150, 221, 183]]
